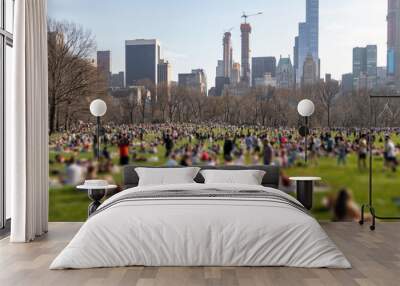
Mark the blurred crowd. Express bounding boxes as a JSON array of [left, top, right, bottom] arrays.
[[49, 122, 399, 222]]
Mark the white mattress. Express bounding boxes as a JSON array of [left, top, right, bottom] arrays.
[[50, 183, 351, 269]]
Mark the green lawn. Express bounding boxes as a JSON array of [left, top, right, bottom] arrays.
[[49, 135, 400, 222], [49, 186, 90, 221], [286, 155, 400, 220]]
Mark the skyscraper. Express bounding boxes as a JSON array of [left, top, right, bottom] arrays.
[[178, 69, 208, 96], [240, 23, 252, 87], [216, 60, 224, 77], [251, 57, 276, 86], [215, 59, 228, 96], [223, 32, 233, 78], [192, 69, 208, 96], [306, 0, 319, 65], [125, 39, 160, 86], [353, 47, 367, 78], [387, 0, 400, 83], [293, 36, 299, 84], [302, 54, 317, 86], [215, 76, 230, 96], [231, 62, 241, 84], [366, 45, 378, 79], [353, 45, 377, 89], [110, 72, 124, 89], [157, 59, 172, 85], [294, 0, 319, 86], [341, 73, 354, 94], [297, 22, 309, 85], [277, 57, 294, 89], [97, 50, 111, 83]]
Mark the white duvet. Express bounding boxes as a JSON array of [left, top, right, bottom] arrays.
[[50, 183, 351, 269]]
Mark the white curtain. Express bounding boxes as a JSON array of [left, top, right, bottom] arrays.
[[7, 0, 49, 242]]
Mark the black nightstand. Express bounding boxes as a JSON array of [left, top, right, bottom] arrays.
[[289, 177, 321, 210], [77, 184, 117, 216]]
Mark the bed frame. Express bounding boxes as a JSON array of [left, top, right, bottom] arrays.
[[122, 165, 280, 189]]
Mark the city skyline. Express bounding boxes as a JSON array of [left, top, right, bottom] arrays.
[[48, 0, 387, 88]]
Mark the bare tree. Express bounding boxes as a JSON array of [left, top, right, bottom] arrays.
[[315, 81, 340, 128], [156, 82, 170, 122], [119, 93, 139, 124], [48, 19, 106, 134]]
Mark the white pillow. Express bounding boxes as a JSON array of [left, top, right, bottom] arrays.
[[200, 169, 266, 185], [136, 167, 201, 186]]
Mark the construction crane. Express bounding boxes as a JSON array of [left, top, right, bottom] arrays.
[[224, 27, 234, 33], [241, 11, 263, 23]]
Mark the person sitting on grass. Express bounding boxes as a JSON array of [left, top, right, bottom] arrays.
[[180, 154, 192, 166], [325, 188, 371, 222], [234, 149, 245, 165], [85, 164, 97, 180], [64, 157, 84, 186], [166, 153, 178, 166], [131, 150, 147, 162]]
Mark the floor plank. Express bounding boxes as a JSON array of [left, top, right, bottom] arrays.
[[0, 222, 399, 286]]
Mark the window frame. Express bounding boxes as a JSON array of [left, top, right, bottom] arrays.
[[0, 0, 13, 231]]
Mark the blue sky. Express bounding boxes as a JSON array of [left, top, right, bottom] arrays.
[[48, 0, 387, 87]]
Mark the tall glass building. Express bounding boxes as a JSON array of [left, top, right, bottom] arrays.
[[306, 0, 319, 65], [297, 22, 309, 85], [97, 50, 111, 83], [294, 0, 319, 86], [352, 45, 377, 89], [125, 39, 160, 86]]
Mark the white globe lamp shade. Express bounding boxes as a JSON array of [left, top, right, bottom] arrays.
[[297, 99, 315, 117], [90, 99, 107, 117]]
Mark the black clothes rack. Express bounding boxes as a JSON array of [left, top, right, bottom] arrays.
[[359, 94, 400, 230]]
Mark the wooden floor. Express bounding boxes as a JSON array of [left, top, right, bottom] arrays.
[[0, 222, 399, 286]]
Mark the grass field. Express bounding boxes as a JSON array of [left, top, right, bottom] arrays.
[[49, 138, 400, 222]]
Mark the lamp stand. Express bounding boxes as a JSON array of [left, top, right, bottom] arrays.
[[305, 116, 308, 164], [96, 116, 100, 161]]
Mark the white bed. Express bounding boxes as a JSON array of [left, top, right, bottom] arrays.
[[50, 183, 351, 269]]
